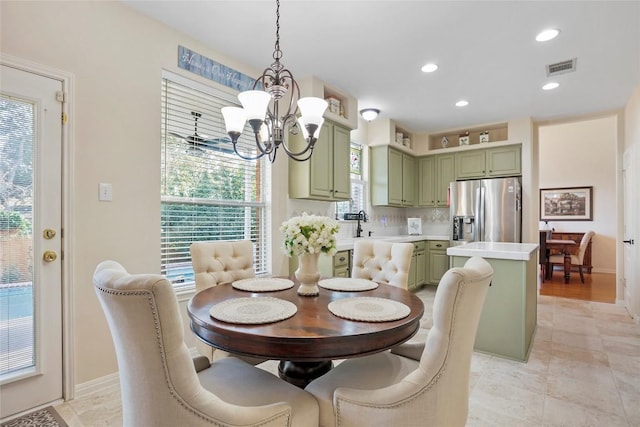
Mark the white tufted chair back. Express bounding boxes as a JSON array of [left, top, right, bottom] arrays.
[[190, 240, 255, 291], [93, 260, 319, 427], [190, 240, 262, 362], [351, 240, 414, 289]]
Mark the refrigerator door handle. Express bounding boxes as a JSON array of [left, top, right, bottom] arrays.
[[476, 186, 484, 241]]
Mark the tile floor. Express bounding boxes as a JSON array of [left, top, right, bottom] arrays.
[[54, 286, 640, 426]]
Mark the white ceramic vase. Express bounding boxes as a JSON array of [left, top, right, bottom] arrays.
[[295, 253, 320, 296]]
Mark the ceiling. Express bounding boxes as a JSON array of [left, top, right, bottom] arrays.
[[122, 1, 640, 133]]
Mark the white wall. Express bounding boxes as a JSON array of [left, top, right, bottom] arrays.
[[538, 116, 618, 273], [623, 85, 640, 320], [1, 1, 274, 385]]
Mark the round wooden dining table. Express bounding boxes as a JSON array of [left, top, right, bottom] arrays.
[[187, 278, 424, 388]]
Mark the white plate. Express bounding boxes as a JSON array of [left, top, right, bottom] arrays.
[[328, 297, 410, 322], [232, 278, 294, 292], [210, 297, 297, 324], [318, 278, 378, 292]]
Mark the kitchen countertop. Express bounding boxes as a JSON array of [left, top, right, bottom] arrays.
[[446, 242, 539, 261], [335, 234, 450, 251]]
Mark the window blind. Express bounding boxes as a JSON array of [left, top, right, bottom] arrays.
[[161, 72, 270, 287]]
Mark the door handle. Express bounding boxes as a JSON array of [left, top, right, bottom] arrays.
[[623, 239, 635, 244], [43, 250, 58, 262]]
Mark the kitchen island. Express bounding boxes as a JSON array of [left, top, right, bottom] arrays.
[[447, 242, 539, 362]]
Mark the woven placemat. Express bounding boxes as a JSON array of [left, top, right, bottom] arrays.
[[232, 278, 294, 292], [328, 297, 410, 322], [210, 297, 297, 324], [318, 278, 378, 292]]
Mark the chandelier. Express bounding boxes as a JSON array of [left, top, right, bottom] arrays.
[[221, 0, 328, 162]]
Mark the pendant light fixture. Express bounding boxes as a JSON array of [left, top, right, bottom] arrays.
[[221, 0, 328, 162]]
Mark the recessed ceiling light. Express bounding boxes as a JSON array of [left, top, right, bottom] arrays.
[[542, 82, 560, 90], [455, 100, 469, 107], [421, 63, 438, 73], [536, 29, 560, 42]]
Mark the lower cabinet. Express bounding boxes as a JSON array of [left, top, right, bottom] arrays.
[[408, 241, 427, 292], [318, 250, 351, 277], [428, 240, 450, 285]]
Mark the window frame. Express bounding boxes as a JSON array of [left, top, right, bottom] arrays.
[[160, 70, 271, 290]]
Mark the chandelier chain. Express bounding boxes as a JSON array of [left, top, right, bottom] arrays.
[[273, 0, 282, 61]]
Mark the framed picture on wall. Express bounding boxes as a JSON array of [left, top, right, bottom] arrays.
[[540, 186, 593, 221]]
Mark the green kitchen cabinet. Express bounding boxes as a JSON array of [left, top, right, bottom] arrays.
[[487, 145, 521, 177], [427, 240, 450, 284], [451, 255, 537, 362], [418, 154, 453, 207], [370, 146, 415, 207], [418, 156, 436, 206], [291, 250, 351, 278], [408, 241, 427, 291], [455, 145, 521, 180], [288, 120, 350, 201], [435, 154, 455, 207]]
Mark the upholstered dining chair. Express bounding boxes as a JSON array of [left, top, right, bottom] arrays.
[[351, 240, 414, 289], [305, 256, 493, 427], [190, 240, 263, 363], [549, 230, 595, 283], [93, 260, 318, 427]]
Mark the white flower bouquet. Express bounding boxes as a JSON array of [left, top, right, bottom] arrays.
[[280, 213, 340, 257]]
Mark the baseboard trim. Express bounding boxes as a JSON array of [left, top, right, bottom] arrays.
[[592, 268, 615, 274], [74, 372, 120, 399], [73, 347, 201, 399]]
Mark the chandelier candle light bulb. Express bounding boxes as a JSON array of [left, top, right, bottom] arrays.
[[281, 213, 339, 296]]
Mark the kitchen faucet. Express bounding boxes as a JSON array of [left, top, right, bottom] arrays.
[[355, 210, 367, 238]]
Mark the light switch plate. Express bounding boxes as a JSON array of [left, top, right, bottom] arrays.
[[99, 183, 112, 201]]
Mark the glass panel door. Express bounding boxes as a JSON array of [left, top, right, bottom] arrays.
[[0, 63, 63, 418]]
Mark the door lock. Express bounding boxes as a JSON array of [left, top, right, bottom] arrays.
[[43, 251, 57, 262], [623, 239, 635, 245], [43, 229, 56, 240]]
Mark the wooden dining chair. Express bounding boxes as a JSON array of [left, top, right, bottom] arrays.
[[539, 230, 552, 282], [351, 240, 414, 289], [93, 260, 319, 427], [548, 231, 595, 283]]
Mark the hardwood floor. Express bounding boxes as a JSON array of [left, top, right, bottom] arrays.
[[538, 267, 616, 303]]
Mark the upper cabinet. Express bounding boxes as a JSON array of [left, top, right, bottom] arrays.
[[455, 145, 521, 180], [370, 146, 415, 207], [418, 154, 454, 207], [288, 120, 351, 201]]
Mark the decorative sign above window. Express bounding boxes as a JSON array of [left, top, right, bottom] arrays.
[[178, 46, 258, 92]]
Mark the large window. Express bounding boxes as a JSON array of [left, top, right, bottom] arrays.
[[161, 72, 270, 287]]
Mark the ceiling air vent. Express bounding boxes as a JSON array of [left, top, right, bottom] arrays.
[[546, 58, 577, 77]]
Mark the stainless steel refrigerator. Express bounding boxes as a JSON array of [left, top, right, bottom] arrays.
[[449, 177, 521, 245]]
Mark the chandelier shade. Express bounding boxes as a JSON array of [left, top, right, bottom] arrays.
[[221, 0, 328, 162]]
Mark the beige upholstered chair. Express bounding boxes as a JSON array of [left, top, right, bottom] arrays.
[[93, 261, 318, 427], [351, 240, 414, 289], [190, 240, 261, 362], [549, 230, 594, 283], [190, 240, 255, 291], [305, 257, 493, 427]]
